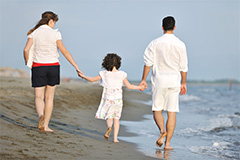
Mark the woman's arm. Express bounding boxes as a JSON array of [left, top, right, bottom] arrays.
[[56, 40, 82, 73], [81, 74, 102, 82], [123, 78, 145, 90], [23, 38, 33, 65]]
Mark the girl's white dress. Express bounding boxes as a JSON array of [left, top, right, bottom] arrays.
[[96, 70, 127, 120]]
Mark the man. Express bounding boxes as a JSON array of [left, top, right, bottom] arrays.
[[140, 16, 188, 150]]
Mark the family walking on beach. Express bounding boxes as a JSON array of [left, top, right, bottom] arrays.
[[23, 11, 188, 150]]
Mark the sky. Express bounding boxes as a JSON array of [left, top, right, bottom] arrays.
[[0, 0, 239, 81]]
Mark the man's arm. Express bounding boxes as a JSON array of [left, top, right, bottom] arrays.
[[180, 71, 187, 95], [139, 65, 151, 91]]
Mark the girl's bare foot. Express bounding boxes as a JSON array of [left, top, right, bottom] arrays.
[[113, 139, 119, 143], [104, 127, 112, 140]]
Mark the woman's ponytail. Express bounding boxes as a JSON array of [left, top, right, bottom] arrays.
[[27, 11, 58, 36]]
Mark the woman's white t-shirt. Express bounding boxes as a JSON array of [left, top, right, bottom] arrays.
[[27, 25, 62, 63]]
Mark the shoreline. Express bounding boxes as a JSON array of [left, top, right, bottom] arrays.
[[0, 77, 157, 160]]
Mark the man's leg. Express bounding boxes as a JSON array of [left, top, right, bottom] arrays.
[[154, 111, 167, 147], [165, 111, 176, 150], [153, 111, 165, 133]]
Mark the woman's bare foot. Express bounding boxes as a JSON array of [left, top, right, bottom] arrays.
[[44, 127, 54, 132], [38, 115, 45, 131], [113, 139, 119, 143], [156, 132, 167, 147]]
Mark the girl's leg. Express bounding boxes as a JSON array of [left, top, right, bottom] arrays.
[[104, 118, 113, 140], [106, 118, 113, 128], [113, 118, 120, 142], [34, 87, 45, 117], [43, 85, 56, 132]]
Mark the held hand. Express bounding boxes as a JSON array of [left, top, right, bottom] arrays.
[[76, 68, 83, 75], [180, 84, 187, 95], [139, 85, 145, 91], [139, 80, 147, 91], [76, 69, 84, 78], [78, 72, 85, 79]]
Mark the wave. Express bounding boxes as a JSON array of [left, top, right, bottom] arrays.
[[180, 94, 201, 102], [189, 141, 239, 160], [200, 114, 240, 133], [200, 115, 232, 132], [175, 127, 202, 137]]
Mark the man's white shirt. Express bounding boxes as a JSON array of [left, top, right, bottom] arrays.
[[144, 33, 188, 88]]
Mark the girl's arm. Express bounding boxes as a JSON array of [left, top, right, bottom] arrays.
[[56, 40, 82, 74], [123, 77, 145, 90], [81, 74, 102, 82], [23, 38, 33, 65]]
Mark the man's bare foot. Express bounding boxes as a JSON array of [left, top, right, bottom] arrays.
[[164, 145, 173, 150], [156, 132, 167, 147]]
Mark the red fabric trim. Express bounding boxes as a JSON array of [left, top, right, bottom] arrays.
[[32, 62, 60, 67]]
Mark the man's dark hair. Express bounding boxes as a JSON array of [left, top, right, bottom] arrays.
[[102, 53, 121, 71], [162, 16, 175, 31]]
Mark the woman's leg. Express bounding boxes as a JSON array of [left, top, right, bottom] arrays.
[[34, 87, 45, 117], [113, 118, 120, 142], [43, 85, 56, 132]]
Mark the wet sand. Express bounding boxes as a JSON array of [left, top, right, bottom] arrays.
[[0, 77, 157, 160]]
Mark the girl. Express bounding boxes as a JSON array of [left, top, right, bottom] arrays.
[[78, 53, 144, 142], [23, 11, 82, 132]]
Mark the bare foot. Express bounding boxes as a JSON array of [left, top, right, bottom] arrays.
[[164, 145, 173, 150], [155, 149, 163, 158], [113, 139, 119, 143], [44, 127, 54, 132], [156, 132, 167, 147], [104, 127, 112, 140], [38, 115, 45, 131]]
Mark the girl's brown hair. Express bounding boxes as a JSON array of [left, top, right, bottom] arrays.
[[27, 11, 58, 35], [102, 53, 122, 71]]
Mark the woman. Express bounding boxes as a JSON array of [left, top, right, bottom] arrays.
[[23, 11, 82, 132]]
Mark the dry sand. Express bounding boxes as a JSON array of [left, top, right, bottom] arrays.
[[0, 77, 157, 160]]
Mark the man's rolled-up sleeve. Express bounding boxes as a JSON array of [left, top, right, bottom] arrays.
[[179, 45, 188, 72], [144, 42, 154, 66]]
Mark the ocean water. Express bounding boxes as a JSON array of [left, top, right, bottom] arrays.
[[119, 84, 240, 160]]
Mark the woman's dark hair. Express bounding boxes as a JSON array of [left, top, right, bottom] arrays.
[[102, 53, 122, 71], [27, 11, 58, 35], [162, 16, 175, 31]]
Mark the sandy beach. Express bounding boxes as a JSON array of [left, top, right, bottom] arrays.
[[0, 76, 157, 160]]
